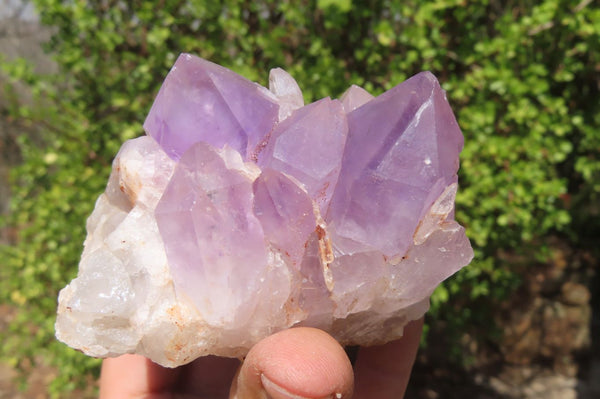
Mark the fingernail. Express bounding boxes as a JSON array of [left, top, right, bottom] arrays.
[[261, 374, 341, 399]]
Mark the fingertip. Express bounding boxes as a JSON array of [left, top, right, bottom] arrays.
[[231, 327, 354, 399]]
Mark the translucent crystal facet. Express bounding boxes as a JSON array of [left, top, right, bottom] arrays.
[[143, 54, 279, 160], [56, 53, 474, 367]]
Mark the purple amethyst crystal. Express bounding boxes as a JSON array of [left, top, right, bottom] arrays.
[[56, 53, 473, 367], [143, 54, 279, 160], [328, 72, 463, 259], [257, 97, 348, 214]]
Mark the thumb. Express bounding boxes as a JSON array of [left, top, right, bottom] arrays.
[[230, 327, 354, 399]]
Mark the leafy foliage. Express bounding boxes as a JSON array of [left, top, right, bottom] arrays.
[[1, 0, 598, 395]]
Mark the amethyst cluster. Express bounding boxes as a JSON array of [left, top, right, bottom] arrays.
[[55, 54, 473, 367]]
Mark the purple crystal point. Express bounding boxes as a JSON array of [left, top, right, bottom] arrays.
[[155, 143, 267, 324], [257, 97, 348, 214], [327, 72, 464, 258], [143, 54, 279, 160], [269, 68, 304, 120], [253, 168, 316, 267], [340, 84, 374, 112]]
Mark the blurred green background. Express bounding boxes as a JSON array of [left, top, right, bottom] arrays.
[[0, 0, 598, 397]]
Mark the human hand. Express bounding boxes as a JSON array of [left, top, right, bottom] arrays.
[[99, 318, 423, 398]]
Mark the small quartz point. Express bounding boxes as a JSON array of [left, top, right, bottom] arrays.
[[56, 53, 474, 367], [269, 67, 304, 121], [340, 84, 374, 112]]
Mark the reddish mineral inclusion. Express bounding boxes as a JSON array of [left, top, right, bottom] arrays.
[[55, 53, 473, 366]]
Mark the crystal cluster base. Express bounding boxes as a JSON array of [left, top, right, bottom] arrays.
[[55, 54, 473, 367]]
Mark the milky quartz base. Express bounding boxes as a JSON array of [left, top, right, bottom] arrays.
[[56, 54, 474, 367]]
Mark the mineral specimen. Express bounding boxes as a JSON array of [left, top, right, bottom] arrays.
[[55, 53, 474, 367]]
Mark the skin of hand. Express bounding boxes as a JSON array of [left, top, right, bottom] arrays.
[[99, 318, 423, 399]]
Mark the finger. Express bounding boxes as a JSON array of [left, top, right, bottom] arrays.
[[352, 318, 423, 398], [230, 327, 354, 399], [176, 355, 239, 397], [99, 353, 239, 399], [99, 354, 181, 399]]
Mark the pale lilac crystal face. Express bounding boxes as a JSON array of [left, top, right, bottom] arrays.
[[257, 97, 348, 215], [327, 72, 463, 259], [56, 53, 473, 367], [143, 54, 279, 160], [253, 168, 316, 268], [155, 143, 268, 325]]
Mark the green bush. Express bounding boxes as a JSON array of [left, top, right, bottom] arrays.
[[1, 0, 598, 395]]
